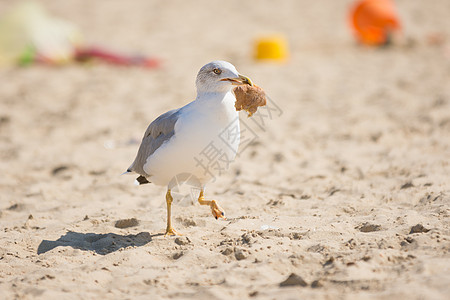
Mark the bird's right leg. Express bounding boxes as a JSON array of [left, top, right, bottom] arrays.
[[197, 189, 226, 220], [165, 189, 180, 236]]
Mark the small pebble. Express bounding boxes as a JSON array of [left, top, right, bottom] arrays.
[[115, 218, 139, 229], [234, 248, 247, 260], [172, 251, 184, 260], [221, 247, 233, 256], [356, 222, 381, 232], [279, 273, 307, 287], [311, 280, 323, 288], [409, 224, 430, 234], [174, 236, 190, 245]]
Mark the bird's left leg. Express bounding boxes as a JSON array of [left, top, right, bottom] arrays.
[[165, 189, 180, 236], [197, 189, 226, 220]]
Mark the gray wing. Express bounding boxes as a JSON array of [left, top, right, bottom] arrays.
[[127, 108, 181, 177]]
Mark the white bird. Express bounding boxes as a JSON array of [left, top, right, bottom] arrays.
[[125, 61, 253, 235]]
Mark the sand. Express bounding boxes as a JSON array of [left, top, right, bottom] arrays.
[[0, 0, 449, 299]]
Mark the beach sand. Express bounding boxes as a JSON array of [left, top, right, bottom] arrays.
[[0, 0, 449, 299]]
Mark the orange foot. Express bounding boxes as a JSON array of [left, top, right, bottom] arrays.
[[198, 190, 227, 220], [210, 200, 226, 220], [164, 226, 182, 236]]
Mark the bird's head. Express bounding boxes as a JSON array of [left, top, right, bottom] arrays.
[[196, 61, 253, 94]]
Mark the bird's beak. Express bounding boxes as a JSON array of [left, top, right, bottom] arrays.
[[221, 74, 253, 86]]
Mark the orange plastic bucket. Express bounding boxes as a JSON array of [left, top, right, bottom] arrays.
[[349, 0, 401, 46]]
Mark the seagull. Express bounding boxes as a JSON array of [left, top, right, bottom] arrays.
[[125, 61, 253, 235]]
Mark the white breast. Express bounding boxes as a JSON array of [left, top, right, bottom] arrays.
[[144, 91, 240, 188]]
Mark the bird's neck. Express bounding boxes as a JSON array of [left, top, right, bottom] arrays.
[[193, 90, 238, 120], [195, 90, 234, 105]]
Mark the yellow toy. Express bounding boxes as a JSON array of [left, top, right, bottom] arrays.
[[254, 34, 289, 61]]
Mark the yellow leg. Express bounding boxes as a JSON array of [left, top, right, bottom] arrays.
[[165, 189, 180, 236], [198, 190, 226, 220]]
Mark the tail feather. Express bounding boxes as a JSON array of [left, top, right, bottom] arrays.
[[121, 169, 150, 185], [135, 175, 150, 185]]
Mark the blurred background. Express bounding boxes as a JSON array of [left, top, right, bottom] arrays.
[[1, 0, 448, 188]]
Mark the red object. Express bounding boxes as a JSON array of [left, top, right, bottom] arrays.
[[75, 47, 161, 68], [349, 0, 401, 46]]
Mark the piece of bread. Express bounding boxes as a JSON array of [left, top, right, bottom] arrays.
[[233, 85, 267, 117]]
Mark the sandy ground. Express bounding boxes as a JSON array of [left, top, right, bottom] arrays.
[[1, 0, 449, 299]]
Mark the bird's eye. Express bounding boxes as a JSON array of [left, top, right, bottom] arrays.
[[213, 68, 222, 75]]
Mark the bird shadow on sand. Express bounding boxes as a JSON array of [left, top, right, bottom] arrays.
[[37, 231, 162, 255]]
